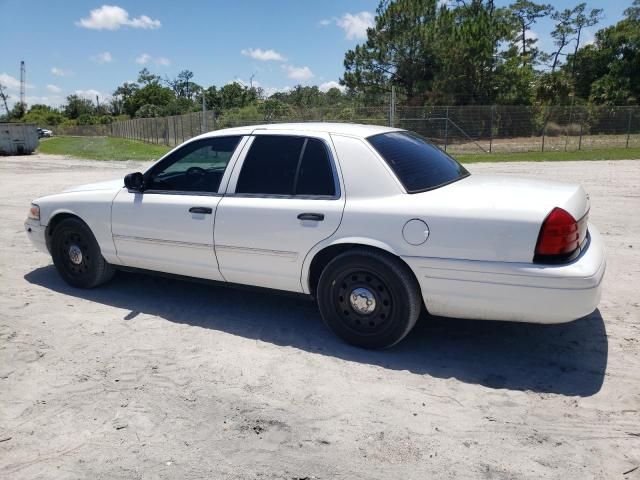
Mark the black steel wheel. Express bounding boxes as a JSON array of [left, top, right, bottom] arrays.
[[51, 217, 115, 288], [317, 248, 421, 349]]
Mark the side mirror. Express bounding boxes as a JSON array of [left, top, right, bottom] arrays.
[[124, 172, 144, 191]]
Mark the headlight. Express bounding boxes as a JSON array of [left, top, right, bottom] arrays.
[[28, 204, 40, 221]]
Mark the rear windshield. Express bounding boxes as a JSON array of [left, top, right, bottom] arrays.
[[367, 131, 469, 193]]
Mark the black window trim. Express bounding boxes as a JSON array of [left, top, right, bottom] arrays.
[[230, 134, 342, 200], [367, 131, 470, 194], [140, 135, 243, 197]]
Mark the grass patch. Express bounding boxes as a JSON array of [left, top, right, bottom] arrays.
[[38, 136, 640, 164], [456, 147, 640, 163], [38, 136, 171, 161]]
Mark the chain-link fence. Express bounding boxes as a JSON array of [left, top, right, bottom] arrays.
[[53, 104, 640, 154]]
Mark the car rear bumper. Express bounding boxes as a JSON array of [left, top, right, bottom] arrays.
[[402, 224, 606, 324], [25, 219, 49, 254]]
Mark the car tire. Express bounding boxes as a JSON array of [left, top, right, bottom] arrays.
[[317, 248, 422, 349], [51, 217, 115, 288]]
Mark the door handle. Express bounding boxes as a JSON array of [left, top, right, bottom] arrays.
[[189, 206, 213, 214], [297, 212, 324, 221]]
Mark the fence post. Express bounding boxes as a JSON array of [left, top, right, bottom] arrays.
[[541, 106, 547, 152], [153, 118, 157, 144], [389, 86, 395, 127], [172, 116, 177, 146], [489, 105, 494, 153], [202, 93, 207, 133], [444, 107, 449, 152], [626, 107, 632, 149], [578, 122, 583, 150], [565, 102, 573, 152]]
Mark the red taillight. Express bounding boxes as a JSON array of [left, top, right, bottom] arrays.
[[535, 207, 580, 257]]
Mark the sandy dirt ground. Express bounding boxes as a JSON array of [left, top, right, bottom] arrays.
[[1, 154, 639, 479]]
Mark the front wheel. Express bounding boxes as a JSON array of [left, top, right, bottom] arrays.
[[316, 249, 422, 349], [51, 217, 115, 288]]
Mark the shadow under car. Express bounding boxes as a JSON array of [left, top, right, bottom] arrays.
[[25, 265, 608, 397]]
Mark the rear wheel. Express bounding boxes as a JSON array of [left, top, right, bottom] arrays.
[[317, 249, 421, 349], [51, 218, 115, 288]]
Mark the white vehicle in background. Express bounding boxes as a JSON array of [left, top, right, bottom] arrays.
[[37, 128, 53, 138], [24, 123, 606, 349]]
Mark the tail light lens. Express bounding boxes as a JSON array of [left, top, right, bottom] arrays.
[[535, 207, 588, 262]]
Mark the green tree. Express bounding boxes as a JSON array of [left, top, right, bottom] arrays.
[[259, 98, 291, 120], [8, 101, 26, 120], [549, 3, 602, 74], [117, 82, 174, 117], [342, 0, 512, 105], [579, 1, 639, 105], [507, 0, 553, 65], [342, 0, 442, 102], [219, 82, 259, 109], [137, 68, 161, 86], [569, 3, 603, 78], [135, 104, 164, 118], [63, 95, 94, 119], [166, 70, 198, 100], [23, 104, 66, 126]]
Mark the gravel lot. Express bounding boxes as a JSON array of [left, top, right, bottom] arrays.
[[1, 154, 639, 479]]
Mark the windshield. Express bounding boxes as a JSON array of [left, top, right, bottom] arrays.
[[367, 131, 469, 193]]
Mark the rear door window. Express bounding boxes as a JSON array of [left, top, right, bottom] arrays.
[[236, 135, 336, 197], [367, 131, 469, 193], [295, 138, 336, 197], [236, 136, 304, 195]]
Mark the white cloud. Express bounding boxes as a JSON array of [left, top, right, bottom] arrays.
[[318, 18, 333, 27], [0, 72, 34, 91], [136, 53, 169, 66], [241, 48, 286, 62], [319, 81, 346, 93], [526, 29, 538, 41], [136, 53, 151, 65], [18, 95, 64, 108], [91, 51, 113, 64], [46, 84, 62, 93], [76, 5, 161, 30], [583, 29, 595, 46], [336, 12, 374, 40], [0, 72, 21, 90], [263, 86, 292, 97], [282, 65, 314, 82], [75, 89, 104, 101], [51, 67, 72, 77], [228, 78, 261, 88]]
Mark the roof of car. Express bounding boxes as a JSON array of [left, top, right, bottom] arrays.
[[196, 122, 402, 140]]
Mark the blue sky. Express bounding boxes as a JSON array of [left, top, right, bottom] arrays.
[[0, 0, 631, 109]]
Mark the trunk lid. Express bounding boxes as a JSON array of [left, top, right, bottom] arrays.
[[411, 175, 590, 262]]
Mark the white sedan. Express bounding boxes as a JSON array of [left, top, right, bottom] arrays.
[[25, 123, 606, 348]]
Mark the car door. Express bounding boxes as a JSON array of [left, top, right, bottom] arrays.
[[214, 132, 346, 292], [111, 135, 247, 280]]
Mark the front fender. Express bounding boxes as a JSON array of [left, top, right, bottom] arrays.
[[36, 190, 122, 265]]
